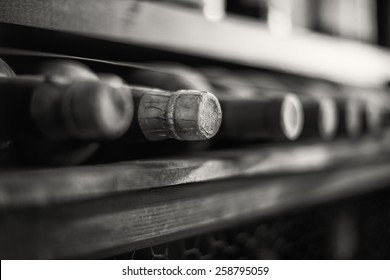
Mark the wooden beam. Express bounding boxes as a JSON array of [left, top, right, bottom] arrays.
[[0, 136, 389, 208], [1, 163, 390, 259], [1, 0, 390, 87]]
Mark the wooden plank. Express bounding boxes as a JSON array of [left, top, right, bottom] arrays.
[[1, 163, 390, 259], [0, 136, 389, 208], [1, 0, 390, 87]]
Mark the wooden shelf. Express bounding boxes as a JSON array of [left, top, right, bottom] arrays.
[[1, 0, 390, 87], [0, 134, 390, 258], [0, 136, 389, 209], [1, 162, 390, 259]]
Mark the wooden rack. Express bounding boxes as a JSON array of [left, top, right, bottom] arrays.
[[1, 0, 390, 87], [1, 0, 390, 259]]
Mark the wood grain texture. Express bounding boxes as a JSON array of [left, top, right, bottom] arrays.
[[1, 0, 390, 87], [1, 163, 390, 259], [0, 135, 389, 208]]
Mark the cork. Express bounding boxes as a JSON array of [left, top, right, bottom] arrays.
[[131, 87, 222, 141]]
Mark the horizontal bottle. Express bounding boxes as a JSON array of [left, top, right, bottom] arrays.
[[276, 76, 372, 139], [243, 72, 339, 140], [284, 76, 362, 139], [129, 64, 385, 142], [26, 60, 134, 165], [92, 67, 218, 160], [38, 60, 223, 142], [100, 71, 222, 141], [333, 97, 364, 138], [0, 75, 134, 166], [127, 63, 213, 92], [299, 96, 338, 140], [0, 76, 133, 141], [218, 94, 303, 141], [195, 68, 254, 98], [93, 89, 222, 162], [97, 73, 125, 88], [338, 86, 387, 138], [362, 101, 383, 135], [343, 86, 387, 137], [123, 86, 222, 142], [203, 69, 304, 141], [129, 65, 304, 141], [38, 60, 100, 81]]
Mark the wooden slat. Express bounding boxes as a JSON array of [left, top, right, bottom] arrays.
[[0, 136, 389, 208], [1, 0, 390, 87], [1, 163, 390, 259]]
